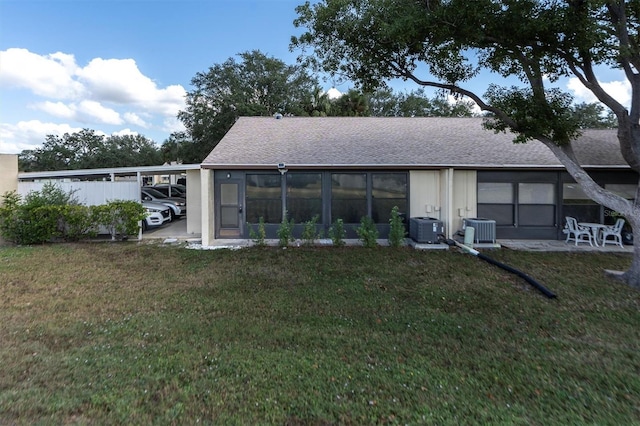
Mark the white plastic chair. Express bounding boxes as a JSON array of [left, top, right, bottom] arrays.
[[600, 218, 625, 248], [564, 216, 593, 246]]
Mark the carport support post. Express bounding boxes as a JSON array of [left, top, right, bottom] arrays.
[[137, 171, 142, 240]]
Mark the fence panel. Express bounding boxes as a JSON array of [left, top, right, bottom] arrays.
[[17, 181, 140, 206]]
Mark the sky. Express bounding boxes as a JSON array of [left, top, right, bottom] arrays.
[[0, 0, 633, 155]]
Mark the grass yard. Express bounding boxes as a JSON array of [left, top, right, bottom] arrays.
[[0, 243, 639, 425]]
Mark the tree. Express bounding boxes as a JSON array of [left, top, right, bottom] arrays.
[[177, 50, 321, 161], [292, 0, 640, 288], [332, 89, 370, 116], [18, 129, 162, 172], [571, 102, 617, 129]]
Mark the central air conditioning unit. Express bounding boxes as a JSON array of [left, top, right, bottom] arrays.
[[410, 217, 444, 244], [463, 218, 497, 244]]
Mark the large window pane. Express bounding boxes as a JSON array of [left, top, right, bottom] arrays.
[[246, 174, 282, 223], [605, 184, 636, 199], [478, 183, 514, 203], [519, 183, 554, 204], [563, 183, 597, 223], [372, 173, 407, 223], [331, 173, 366, 223], [519, 205, 555, 226], [287, 173, 322, 222], [478, 204, 514, 226]]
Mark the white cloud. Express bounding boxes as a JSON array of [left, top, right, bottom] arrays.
[[33, 101, 76, 119], [111, 128, 139, 137], [161, 116, 186, 135], [77, 100, 122, 125], [123, 112, 149, 128], [567, 77, 631, 107], [0, 48, 83, 99], [76, 57, 186, 114], [0, 48, 186, 150], [0, 120, 83, 153], [326, 87, 342, 99]]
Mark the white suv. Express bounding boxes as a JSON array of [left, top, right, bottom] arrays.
[[142, 201, 172, 231]]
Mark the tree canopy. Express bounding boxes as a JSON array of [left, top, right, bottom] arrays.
[[292, 0, 640, 288], [176, 50, 321, 162], [19, 129, 162, 172]]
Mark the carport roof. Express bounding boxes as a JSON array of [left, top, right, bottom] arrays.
[[201, 116, 626, 170], [18, 163, 200, 180]]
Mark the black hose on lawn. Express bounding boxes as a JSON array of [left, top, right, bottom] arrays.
[[439, 236, 557, 299]]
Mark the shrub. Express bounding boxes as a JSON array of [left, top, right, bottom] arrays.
[[277, 215, 295, 247], [388, 206, 407, 248], [94, 200, 146, 240], [356, 216, 378, 248], [59, 205, 97, 241], [0, 191, 60, 245], [301, 215, 321, 246], [249, 217, 267, 247], [24, 182, 80, 207], [329, 218, 346, 247]]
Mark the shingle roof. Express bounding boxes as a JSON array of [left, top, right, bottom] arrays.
[[201, 116, 626, 169]]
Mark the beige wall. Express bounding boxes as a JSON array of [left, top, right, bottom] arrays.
[[409, 170, 442, 219], [200, 168, 215, 246], [0, 154, 18, 200], [451, 170, 477, 234], [186, 169, 202, 235], [410, 169, 477, 238]]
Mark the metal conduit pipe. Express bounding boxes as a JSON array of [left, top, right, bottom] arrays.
[[439, 235, 557, 299]]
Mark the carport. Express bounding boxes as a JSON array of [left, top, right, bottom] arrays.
[[15, 163, 203, 237]]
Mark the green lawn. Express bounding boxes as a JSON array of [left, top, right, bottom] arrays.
[[0, 243, 638, 424]]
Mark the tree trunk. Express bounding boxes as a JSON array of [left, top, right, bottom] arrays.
[[622, 226, 640, 290], [540, 138, 640, 288]]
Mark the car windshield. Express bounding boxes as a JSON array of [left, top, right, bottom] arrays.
[[143, 188, 167, 198]]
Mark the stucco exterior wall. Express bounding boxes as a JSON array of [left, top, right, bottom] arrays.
[[410, 169, 477, 238], [200, 168, 215, 246], [186, 169, 201, 235], [0, 154, 18, 200], [452, 170, 477, 234], [409, 170, 442, 220]]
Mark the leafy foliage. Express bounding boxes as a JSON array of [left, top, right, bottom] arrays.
[[248, 217, 267, 247], [93, 200, 146, 240], [19, 129, 162, 172], [277, 216, 296, 247], [301, 215, 321, 246], [388, 206, 407, 248], [0, 186, 144, 244], [176, 50, 320, 162], [328, 218, 346, 247], [356, 215, 379, 247], [367, 87, 477, 117]]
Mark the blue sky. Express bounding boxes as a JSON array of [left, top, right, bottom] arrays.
[[0, 0, 631, 155], [0, 0, 310, 154]]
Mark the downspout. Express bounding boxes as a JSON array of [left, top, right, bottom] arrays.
[[444, 168, 454, 239]]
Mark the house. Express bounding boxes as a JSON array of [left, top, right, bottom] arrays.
[[199, 116, 636, 246]]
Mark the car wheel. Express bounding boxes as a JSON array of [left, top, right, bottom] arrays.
[[142, 219, 148, 232], [169, 209, 176, 221]]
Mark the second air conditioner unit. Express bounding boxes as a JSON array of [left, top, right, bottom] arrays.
[[463, 218, 497, 244]]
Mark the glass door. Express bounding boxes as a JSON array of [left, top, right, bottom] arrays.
[[218, 180, 243, 237]]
